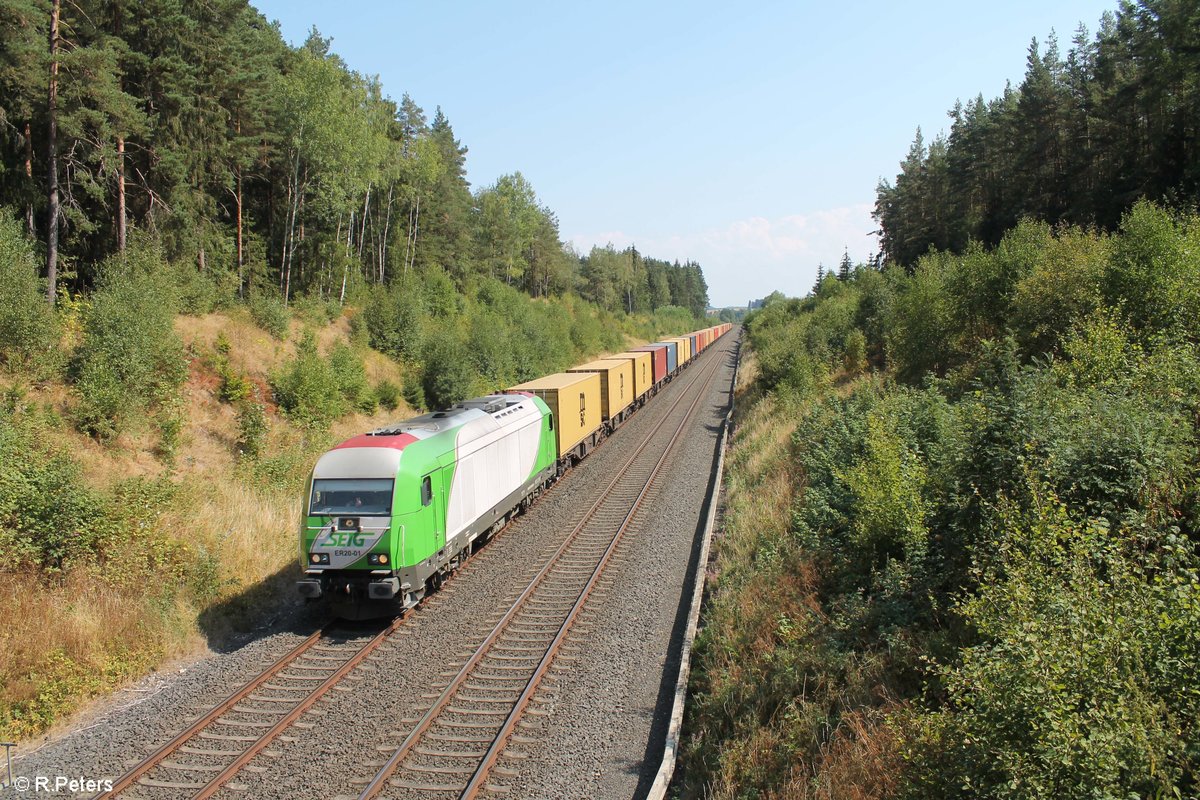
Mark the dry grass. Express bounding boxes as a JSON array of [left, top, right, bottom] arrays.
[[679, 345, 906, 799], [0, 570, 181, 739]]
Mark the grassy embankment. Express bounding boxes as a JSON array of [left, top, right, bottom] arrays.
[[0, 308, 411, 741]]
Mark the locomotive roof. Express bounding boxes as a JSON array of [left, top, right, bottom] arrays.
[[312, 393, 544, 481]]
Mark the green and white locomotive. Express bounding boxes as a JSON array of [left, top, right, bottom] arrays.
[[297, 393, 557, 618]]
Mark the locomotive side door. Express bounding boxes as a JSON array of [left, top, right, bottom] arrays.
[[420, 470, 444, 551]]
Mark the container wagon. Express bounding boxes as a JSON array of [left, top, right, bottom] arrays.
[[608, 351, 654, 404], [650, 341, 679, 374], [568, 358, 636, 430]]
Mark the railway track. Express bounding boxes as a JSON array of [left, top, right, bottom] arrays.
[[96, 335, 728, 800], [354, 339, 728, 800], [97, 619, 402, 800]]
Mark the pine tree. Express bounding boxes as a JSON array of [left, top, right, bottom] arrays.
[[837, 249, 852, 281]]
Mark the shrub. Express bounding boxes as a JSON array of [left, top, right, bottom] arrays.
[[0, 214, 60, 375], [364, 279, 425, 359], [71, 242, 187, 439], [270, 331, 344, 428], [248, 291, 290, 340], [218, 363, 254, 404], [421, 334, 474, 410], [0, 412, 112, 570], [1103, 201, 1200, 339], [885, 252, 957, 381], [328, 342, 376, 412], [842, 329, 867, 373], [235, 400, 268, 458], [1010, 226, 1108, 355], [155, 406, 184, 465], [401, 375, 426, 411], [904, 490, 1200, 799], [374, 379, 401, 411]]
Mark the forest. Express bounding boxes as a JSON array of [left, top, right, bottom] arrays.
[[875, 0, 1199, 266], [0, 0, 710, 739], [0, 0, 708, 318], [679, 2, 1200, 798]]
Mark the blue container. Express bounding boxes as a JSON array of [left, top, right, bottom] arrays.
[[652, 341, 678, 373]]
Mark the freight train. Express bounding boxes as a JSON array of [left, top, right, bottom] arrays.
[[297, 324, 734, 618]]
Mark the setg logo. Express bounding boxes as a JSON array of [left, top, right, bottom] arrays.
[[323, 531, 367, 548]]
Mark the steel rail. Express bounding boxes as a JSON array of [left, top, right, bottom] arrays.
[[461, 339, 725, 798], [190, 615, 405, 799], [97, 629, 325, 798]]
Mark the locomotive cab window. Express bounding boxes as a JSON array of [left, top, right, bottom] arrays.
[[421, 475, 433, 507], [310, 478, 393, 516]]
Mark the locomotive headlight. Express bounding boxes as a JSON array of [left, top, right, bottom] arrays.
[[367, 553, 389, 566], [378, 554, 388, 565], [309, 552, 329, 565]]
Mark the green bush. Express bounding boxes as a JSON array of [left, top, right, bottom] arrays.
[[421, 334, 474, 410], [1010, 226, 1108, 355], [328, 342, 376, 413], [401, 375, 426, 411], [374, 378, 400, 411], [171, 260, 233, 315], [218, 363, 253, 404], [1103, 201, 1200, 340], [885, 252, 957, 381], [270, 331, 345, 428], [364, 279, 425, 359], [904, 490, 1200, 799], [72, 242, 187, 439], [235, 399, 268, 458], [248, 291, 290, 340], [155, 406, 184, 465], [0, 412, 112, 570], [0, 214, 60, 375]]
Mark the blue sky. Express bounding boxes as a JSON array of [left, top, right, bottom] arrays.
[[253, 0, 1118, 306]]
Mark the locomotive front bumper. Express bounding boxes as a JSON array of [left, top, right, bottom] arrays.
[[297, 570, 401, 600], [297, 578, 323, 598]]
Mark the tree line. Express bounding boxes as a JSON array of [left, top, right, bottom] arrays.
[[0, 0, 707, 314], [875, 0, 1200, 266]]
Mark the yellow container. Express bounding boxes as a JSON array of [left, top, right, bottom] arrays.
[[508, 372, 602, 458], [609, 351, 653, 399], [667, 336, 692, 364], [568, 359, 635, 421]]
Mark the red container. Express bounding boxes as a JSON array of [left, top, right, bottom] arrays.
[[629, 345, 668, 384]]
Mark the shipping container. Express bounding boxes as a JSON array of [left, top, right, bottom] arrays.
[[651, 341, 679, 373], [507, 372, 602, 460], [609, 351, 654, 400], [667, 336, 691, 364], [689, 332, 699, 356], [567, 358, 635, 424], [630, 345, 669, 384]]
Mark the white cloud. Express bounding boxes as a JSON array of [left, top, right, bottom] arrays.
[[569, 203, 878, 306]]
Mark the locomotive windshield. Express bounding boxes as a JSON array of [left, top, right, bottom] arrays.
[[310, 478, 394, 515]]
